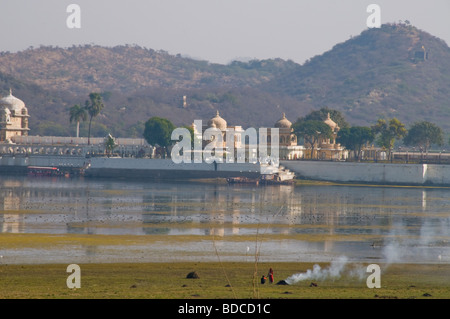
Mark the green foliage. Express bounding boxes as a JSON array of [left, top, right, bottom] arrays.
[[293, 120, 333, 140], [143, 117, 176, 157], [293, 119, 333, 159], [69, 104, 87, 123], [337, 126, 374, 160], [404, 121, 444, 152], [105, 134, 117, 155], [84, 93, 105, 144], [69, 104, 87, 137], [302, 107, 350, 129], [85, 93, 104, 118], [371, 118, 407, 159]]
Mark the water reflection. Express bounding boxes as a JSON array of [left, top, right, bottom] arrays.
[[1, 175, 450, 263]]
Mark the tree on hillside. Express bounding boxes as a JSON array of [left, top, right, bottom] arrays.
[[371, 118, 407, 160], [143, 117, 176, 158], [293, 119, 333, 159], [69, 104, 87, 138], [403, 121, 444, 155], [84, 93, 105, 145], [337, 126, 374, 161]]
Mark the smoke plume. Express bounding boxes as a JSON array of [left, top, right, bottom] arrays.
[[284, 256, 365, 285]]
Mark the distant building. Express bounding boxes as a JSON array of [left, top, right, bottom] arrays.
[[193, 110, 303, 161], [271, 112, 303, 160], [192, 110, 245, 160], [303, 113, 347, 160], [410, 45, 429, 62], [0, 90, 30, 142]]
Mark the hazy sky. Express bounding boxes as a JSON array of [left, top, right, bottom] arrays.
[[1, 0, 449, 65]]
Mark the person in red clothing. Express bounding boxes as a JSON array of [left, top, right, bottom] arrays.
[[268, 268, 274, 283]]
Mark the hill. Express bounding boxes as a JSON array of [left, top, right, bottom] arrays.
[[0, 45, 302, 137], [264, 23, 450, 130], [0, 23, 449, 138], [0, 45, 297, 95]]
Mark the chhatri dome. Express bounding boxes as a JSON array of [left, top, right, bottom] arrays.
[[274, 112, 292, 129], [324, 112, 339, 131], [0, 89, 27, 114], [0, 89, 30, 142], [207, 110, 227, 130]]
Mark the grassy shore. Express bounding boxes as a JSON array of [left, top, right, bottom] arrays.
[[1, 261, 450, 299]]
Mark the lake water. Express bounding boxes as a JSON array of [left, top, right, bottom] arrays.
[[1, 175, 450, 264]]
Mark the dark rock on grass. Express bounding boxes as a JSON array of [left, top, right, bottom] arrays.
[[186, 271, 200, 279], [276, 280, 289, 285]]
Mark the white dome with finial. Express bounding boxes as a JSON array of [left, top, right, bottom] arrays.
[[207, 110, 227, 130], [0, 89, 26, 113], [324, 112, 339, 131], [274, 112, 292, 128]]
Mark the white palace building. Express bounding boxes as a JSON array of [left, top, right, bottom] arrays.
[[0, 91, 348, 162]]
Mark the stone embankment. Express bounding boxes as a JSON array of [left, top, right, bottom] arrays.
[[1, 154, 449, 185], [281, 160, 450, 186]]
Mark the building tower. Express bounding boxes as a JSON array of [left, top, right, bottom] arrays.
[[0, 89, 30, 142]]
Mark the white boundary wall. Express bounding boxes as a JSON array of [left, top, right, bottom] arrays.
[[281, 160, 450, 186], [88, 157, 260, 173], [2, 155, 450, 185], [0, 155, 86, 167]]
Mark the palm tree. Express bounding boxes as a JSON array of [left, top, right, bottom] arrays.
[[69, 104, 87, 138], [84, 93, 105, 145]]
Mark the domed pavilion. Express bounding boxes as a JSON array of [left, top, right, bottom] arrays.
[[272, 112, 303, 160], [0, 89, 30, 142], [303, 112, 347, 160]]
